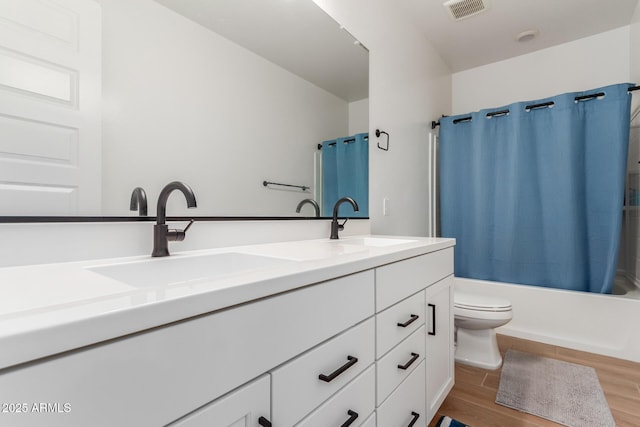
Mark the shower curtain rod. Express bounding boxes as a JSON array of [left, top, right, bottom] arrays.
[[431, 85, 640, 129], [316, 135, 369, 150]]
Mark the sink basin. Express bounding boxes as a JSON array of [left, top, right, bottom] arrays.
[[337, 237, 417, 247], [88, 252, 292, 288]]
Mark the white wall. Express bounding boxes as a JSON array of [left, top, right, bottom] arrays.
[[0, 219, 371, 268], [452, 27, 631, 114], [313, 0, 452, 236], [626, 3, 640, 286], [99, 0, 349, 217], [348, 98, 369, 135], [632, 2, 640, 83]]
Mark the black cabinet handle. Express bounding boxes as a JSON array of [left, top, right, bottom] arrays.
[[258, 416, 272, 427], [318, 355, 358, 382], [397, 314, 419, 328], [407, 411, 420, 427], [397, 352, 420, 370], [341, 409, 359, 427], [428, 303, 436, 336]]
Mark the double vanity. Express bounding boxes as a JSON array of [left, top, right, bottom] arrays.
[[0, 235, 455, 426]]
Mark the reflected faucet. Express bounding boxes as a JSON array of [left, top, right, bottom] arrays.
[[152, 181, 197, 257], [296, 198, 320, 218], [330, 197, 359, 239], [129, 187, 148, 216]]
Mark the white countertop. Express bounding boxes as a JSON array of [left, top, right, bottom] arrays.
[[0, 235, 454, 370]]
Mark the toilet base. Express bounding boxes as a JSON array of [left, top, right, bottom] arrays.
[[455, 327, 503, 370]]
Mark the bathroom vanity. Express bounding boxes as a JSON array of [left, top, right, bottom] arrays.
[[0, 236, 454, 426]]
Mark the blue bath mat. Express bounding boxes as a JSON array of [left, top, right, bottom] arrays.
[[435, 415, 471, 427]]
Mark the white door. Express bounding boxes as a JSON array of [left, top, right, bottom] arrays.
[[0, 0, 101, 215]]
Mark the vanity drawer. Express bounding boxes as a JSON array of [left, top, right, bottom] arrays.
[[168, 374, 269, 426], [376, 325, 425, 406], [361, 412, 376, 427], [375, 248, 453, 312], [271, 317, 375, 427], [376, 361, 426, 427], [376, 291, 425, 357], [296, 365, 375, 427]]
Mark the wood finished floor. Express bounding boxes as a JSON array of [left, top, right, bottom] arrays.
[[428, 334, 640, 427]]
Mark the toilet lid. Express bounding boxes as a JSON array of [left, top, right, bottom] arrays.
[[454, 292, 512, 311]]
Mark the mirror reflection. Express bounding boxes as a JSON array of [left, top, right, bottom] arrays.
[[0, 0, 369, 218]]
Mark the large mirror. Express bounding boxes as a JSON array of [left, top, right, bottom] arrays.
[[0, 0, 369, 219]]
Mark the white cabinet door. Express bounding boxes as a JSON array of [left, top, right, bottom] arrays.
[[425, 275, 455, 424], [168, 375, 270, 427]]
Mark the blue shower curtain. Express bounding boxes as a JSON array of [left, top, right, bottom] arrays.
[[322, 133, 369, 217], [439, 83, 631, 293]]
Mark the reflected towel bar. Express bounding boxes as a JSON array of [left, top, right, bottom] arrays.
[[263, 181, 309, 191]]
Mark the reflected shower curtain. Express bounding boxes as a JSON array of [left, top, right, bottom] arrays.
[[321, 133, 369, 217], [439, 83, 631, 293]]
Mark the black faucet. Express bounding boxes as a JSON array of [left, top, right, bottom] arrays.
[[129, 187, 148, 216], [296, 198, 320, 217], [152, 181, 197, 257], [330, 197, 359, 239]]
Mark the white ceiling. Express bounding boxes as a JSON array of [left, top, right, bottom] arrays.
[[152, 0, 639, 99], [398, 0, 640, 73], [153, 0, 369, 102]]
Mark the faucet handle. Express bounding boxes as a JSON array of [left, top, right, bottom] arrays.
[[338, 218, 349, 231], [183, 219, 195, 232], [167, 219, 195, 242]]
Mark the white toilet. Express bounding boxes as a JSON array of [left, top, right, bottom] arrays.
[[454, 292, 513, 370]]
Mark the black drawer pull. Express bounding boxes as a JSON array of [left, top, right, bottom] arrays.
[[397, 314, 419, 328], [318, 355, 358, 382], [341, 409, 359, 427], [428, 303, 436, 336], [397, 352, 420, 370], [407, 411, 420, 427], [258, 416, 272, 427]]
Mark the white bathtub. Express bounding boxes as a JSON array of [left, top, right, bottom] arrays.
[[455, 277, 640, 363]]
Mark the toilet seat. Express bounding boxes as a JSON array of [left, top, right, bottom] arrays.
[[453, 291, 513, 369], [454, 292, 512, 312]]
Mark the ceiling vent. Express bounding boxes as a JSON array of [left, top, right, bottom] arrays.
[[443, 0, 490, 21]]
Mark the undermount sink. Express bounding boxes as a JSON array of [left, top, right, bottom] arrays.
[[337, 237, 417, 247], [88, 252, 292, 288]]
